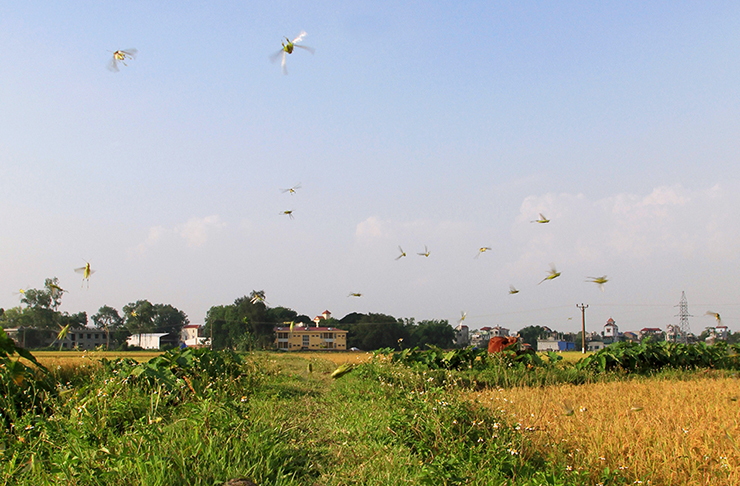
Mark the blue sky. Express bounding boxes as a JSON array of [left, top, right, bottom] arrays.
[[2, 1, 739, 335]]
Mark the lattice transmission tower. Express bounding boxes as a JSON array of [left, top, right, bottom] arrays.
[[674, 291, 692, 342]]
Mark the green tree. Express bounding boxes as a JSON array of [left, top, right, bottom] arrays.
[[123, 300, 156, 333], [338, 313, 407, 350], [153, 303, 189, 336], [406, 319, 455, 349], [204, 291, 278, 350], [236, 291, 275, 349], [92, 305, 124, 349], [0, 307, 34, 329], [518, 325, 548, 349], [266, 306, 298, 324], [204, 305, 246, 350], [123, 300, 189, 338]]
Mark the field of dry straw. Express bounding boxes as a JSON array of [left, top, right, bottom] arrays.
[[470, 373, 740, 485]]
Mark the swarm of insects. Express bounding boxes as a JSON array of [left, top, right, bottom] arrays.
[[270, 31, 314, 75], [108, 49, 138, 72]]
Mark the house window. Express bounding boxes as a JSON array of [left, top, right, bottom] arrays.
[[302, 335, 309, 347], [87, 334, 92, 339]]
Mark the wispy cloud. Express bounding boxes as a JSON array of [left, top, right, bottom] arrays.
[[512, 184, 740, 270], [176, 215, 226, 248], [130, 215, 226, 256], [355, 216, 387, 239], [130, 225, 167, 256]]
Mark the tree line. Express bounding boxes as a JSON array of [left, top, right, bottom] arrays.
[[1, 280, 456, 351], [0, 277, 188, 349]]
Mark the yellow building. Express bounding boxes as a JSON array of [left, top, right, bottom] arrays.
[[275, 323, 348, 351]]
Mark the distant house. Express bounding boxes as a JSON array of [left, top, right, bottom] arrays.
[[537, 338, 575, 352], [603, 318, 618, 344], [587, 340, 605, 351], [665, 324, 683, 343], [5, 326, 110, 350], [67, 329, 109, 350], [312, 310, 332, 325], [469, 329, 490, 348], [714, 325, 729, 340], [181, 324, 209, 348], [127, 333, 179, 350], [639, 328, 663, 341], [622, 331, 639, 342], [705, 325, 729, 344], [274, 323, 347, 351], [490, 326, 510, 338], [455, 324, 469, 347]]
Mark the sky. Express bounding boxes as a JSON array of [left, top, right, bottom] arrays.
[[2, 1, 740, 336]]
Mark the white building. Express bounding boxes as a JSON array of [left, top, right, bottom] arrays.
[[603, 318, 618, 341], [127, 333, 179, 350], [181, 324, 209, 348]]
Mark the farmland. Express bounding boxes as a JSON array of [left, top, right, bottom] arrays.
[[2, 343, 739, 485]]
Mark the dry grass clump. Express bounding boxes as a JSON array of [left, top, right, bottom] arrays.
[[470, 374, 740, 485]]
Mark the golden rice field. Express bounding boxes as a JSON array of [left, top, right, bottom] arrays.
[[29, 350, 163, 369], [26, 350, 372, 369], [469, 373, 740, 485]]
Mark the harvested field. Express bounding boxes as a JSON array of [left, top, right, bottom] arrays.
[[470, 373, 740, 485]]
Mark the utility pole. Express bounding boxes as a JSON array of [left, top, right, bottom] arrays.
[[576, 303, 589, 353]]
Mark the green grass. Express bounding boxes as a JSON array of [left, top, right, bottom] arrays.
[[1, 349, 632, 485]]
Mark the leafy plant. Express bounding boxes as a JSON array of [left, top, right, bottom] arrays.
[[576, 340, 740, 373]]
